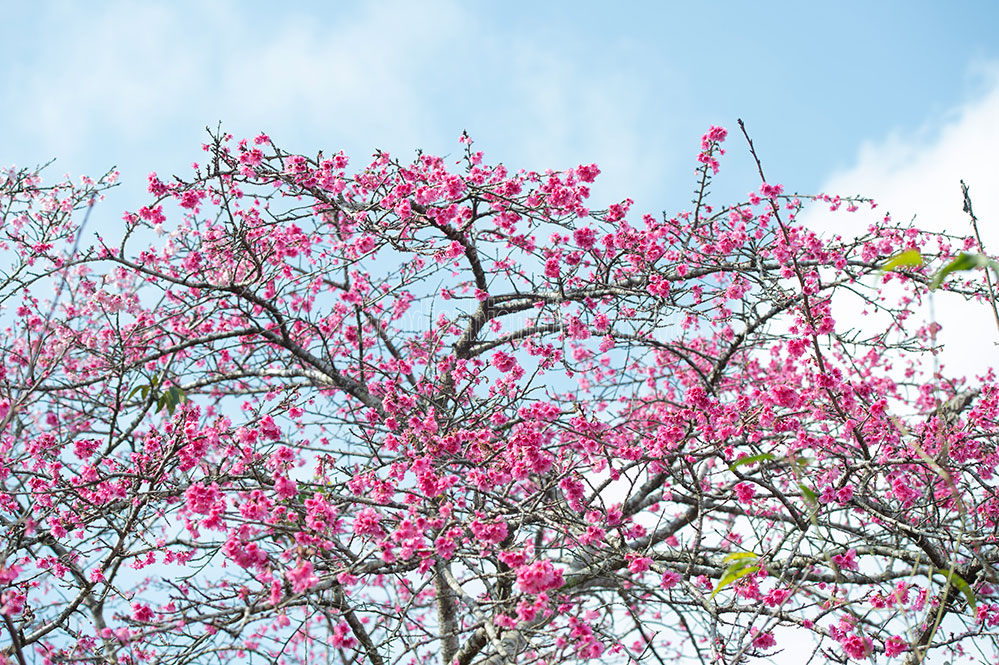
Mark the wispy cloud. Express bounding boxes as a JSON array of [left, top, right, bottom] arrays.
[[4, 0, 683, 217], [806, 66, 999, 383]]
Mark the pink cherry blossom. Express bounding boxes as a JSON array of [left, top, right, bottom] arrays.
[[516, 560, 565, 595], [0, 124, 994, 665], [287, 560, 319, 594]]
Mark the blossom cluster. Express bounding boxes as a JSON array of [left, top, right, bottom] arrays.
[[0, 126, 993, 665]]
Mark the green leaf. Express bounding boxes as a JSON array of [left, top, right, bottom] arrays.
[[712, 552, 759, 599], [934, 568, 977, 612], [798, 483, 818, 505], [729, 453, 776, 471], [722, 551, 758, 563], [788, 456, 813, 473], [166, 385, 186, 405], [129, 384, 151, 401], [711, 561, 759, 599], [881, 248, 923, 272], [159, 386, 187, 416], [930, 253, 991, 290]]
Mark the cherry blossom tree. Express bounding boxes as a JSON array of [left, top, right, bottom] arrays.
[[2, 123, 998, 665]]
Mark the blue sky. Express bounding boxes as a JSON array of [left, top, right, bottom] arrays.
[[3, 1, 997, 214], [3, 0, 998, 374], [4, 4, 999, 659]]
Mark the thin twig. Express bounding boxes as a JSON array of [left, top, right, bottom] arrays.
[[960, 180, 999, 338]]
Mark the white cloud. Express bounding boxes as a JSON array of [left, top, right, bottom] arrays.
[[213, 1, 476, 154], [5, 0, 681, 216], [815, 74, 999, 241], [805, 67, 999, 385], [10, 3, 203, 159], [6, 1, 478, 169]]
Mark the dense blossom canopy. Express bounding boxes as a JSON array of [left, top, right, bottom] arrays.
[[1, 126, 998, 665]]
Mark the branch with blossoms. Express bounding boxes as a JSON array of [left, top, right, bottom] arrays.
[[0, 125, 997, 665]]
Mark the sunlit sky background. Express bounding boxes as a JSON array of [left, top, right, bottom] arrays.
[[3, 0, 999, 374], [3, 3, 999, 661]]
